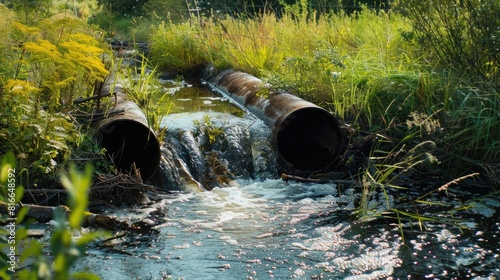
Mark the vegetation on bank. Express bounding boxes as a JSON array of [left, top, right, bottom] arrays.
[[0, 4, 111, 278], [0, 2, 167, 278], [1, 152, 103, 279], [0, 0, 165, 189], [148, 0, 500, 188], [0, 4, 110, 188]]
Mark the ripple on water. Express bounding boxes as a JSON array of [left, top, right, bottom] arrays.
[[72, 179, 500, 279], [69, 182, 327, 277]]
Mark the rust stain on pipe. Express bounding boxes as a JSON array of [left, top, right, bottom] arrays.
[[210, 70, 344, 174]]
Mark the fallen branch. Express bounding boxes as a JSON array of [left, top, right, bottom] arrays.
[[281, 173, 329, 183], [73, 92, 114, 104], [281, 173, 354, 185], [0, 201, 140, 231]]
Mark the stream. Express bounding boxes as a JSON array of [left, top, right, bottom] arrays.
[[72, 78, 500, 279]]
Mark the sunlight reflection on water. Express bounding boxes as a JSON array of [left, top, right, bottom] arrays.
[[75, 179, 407, 279], [71, 81, 499, 279]]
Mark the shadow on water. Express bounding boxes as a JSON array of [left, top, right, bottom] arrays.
[[72, 79, 500, 279]]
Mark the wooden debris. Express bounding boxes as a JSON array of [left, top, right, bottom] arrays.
[[281, 173, 329, 183], [0, 201, 139, 232], [280, 173, 354, 185], [90, 172, 157, 205], [22, 172, 156, 206]]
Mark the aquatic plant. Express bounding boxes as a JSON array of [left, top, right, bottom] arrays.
[[193, 114, 224, 145]]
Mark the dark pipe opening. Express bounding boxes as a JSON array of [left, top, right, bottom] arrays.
[[275, 107, 343, 171], [96, 119, 160, 181]]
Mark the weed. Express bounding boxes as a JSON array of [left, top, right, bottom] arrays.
[[119, 55, 170, 138], [0, 12, 110, 188], [193, 115, 224, 145]]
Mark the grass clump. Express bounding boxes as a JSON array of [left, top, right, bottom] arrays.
[[396, 0, 500, 186], [149, 6, 422, 120], [117, 56, 171, 139], [149, 21, 207, 74]]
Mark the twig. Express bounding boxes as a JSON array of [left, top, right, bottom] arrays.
[[73, 92, 114, 104], [89, 172, 157, 204], [0, 201, 131, 231], [280, 173, 354, 185], [101, 232, 128, 243], [281, 173, 328, 183]]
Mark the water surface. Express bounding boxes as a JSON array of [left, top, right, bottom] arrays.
[[72, 80, 499, 279]]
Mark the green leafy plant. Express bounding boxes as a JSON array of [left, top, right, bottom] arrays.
[[1, 79, 77, 184], [0, 13, 110, 188], [0, 152, 23, 279], [397, 0, 500, 88], [0, 152, 102, 279], [8, 0, 53, 25], [193, 115, 224, 145], [48, 164, 101, 280]]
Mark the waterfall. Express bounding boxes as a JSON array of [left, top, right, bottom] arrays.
[[153, 112, 277, 191]]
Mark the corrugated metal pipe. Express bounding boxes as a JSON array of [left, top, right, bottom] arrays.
[[208, 69, 345, 175], [94, 81, 161, 182]]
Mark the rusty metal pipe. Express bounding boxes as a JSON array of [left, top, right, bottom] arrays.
[[95, 86, 161, 182], [209, 70, 344, 174]]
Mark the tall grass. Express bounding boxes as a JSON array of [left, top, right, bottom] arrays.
[[148, 4, 500, 187], [150, 8, 420, 117], [118, 56, 171, 139]]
